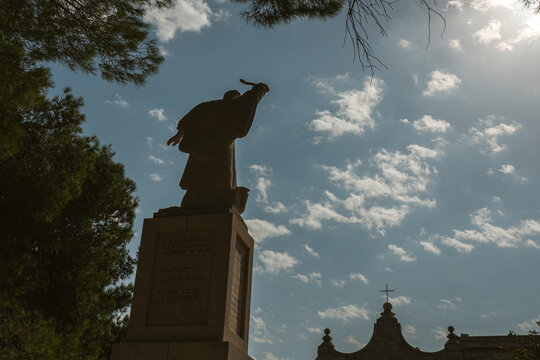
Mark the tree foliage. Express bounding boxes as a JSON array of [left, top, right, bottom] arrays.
[[0, 87, 137, 359], [505, 323, 540, 360], [235, 0, 444, 72], [0, 0, 171, 85]]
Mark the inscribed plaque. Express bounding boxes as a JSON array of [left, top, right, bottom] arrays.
[[229, 237, 249, 337], [146, 231, 214, 325]]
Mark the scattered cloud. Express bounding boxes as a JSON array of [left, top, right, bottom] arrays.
[[149, 108, 167, 121], [317, 304, 370, 322], [388, 244, 416, 262], [256, 250, 298, 274], [255, 177, 272, 203], [264, 353, 291, 360], [449, 39, 464, 52], [499, 164, 515, 174], [343, 335, 365, 347], [410, 115, 451, 133], [517, 317, 540, 332], [399, 39, 411, 48], [309, 78, 383, 139], [480, 311, 500, 320], [246, 219, 290, 244], [387, 296, 412, 306], [148, 154, 165, 165], [403, 324, 417, 337], [105, 94, 129, 108], [432, 326, 448, 340], [292, 272, 322, 287], [419, 240, 442, 255], [145, 0, 213, 41], [251, 316, 273, 344], [250, 164, 272, 176], [303, 244, 320, 258], [438, 297, 462, 310], [147, 137, 154, 146], [265, 202, 288, 214], [471, 0, 516, 12], [330, 273, 369, 287], [291, 144, 440, 235], [422, 71, 461, 97], [473, 19, 502, 44], [527, 240, 540, 249], [467, 115, 521, 155], [433, 207, 540, 252], [446, 0, 464, 11], [150, 173, 163, 182], [498, 16, 540, 51]]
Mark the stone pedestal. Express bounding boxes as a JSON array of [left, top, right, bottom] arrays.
[[111, 210, 254, 360]]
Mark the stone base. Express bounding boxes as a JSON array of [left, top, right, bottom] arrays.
[[111, 341, 254, 360], [112, 210, 255, 360]]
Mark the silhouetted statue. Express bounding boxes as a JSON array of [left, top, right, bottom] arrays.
[[167, 79, 269, 214]]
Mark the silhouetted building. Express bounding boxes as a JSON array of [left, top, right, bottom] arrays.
[[316, 302, 532, 360]]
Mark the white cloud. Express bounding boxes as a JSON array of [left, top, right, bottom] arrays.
[[449, 39, 463, 52], [411, 115, 451, 133], [446, 0, 464, 11], [149, 173, 163, 182], [265, 202, 288, 214], [249, 164, 272, 176], [499, 164, 515, 174], [331, 273, 369, 287], [399, 39, 411, 48], [387, 296, 412, 306], [148, 155, 165, 164], [419, 241, 441, 255], [343, 335, 365, 347], [440, 236, 475, 253], [303, 244, 319, 258], [388, 244, 416, 262], [403, 324, 417, 337], [317, 304, 370, 322], [147, 136, 154, 146], [256, 250, 298, 274], [105, 94, 129, 108], [527, 240, 540, 249], [349, 273, 369, 284], [306, 326, 322, 334], [251, 315, 273, 344], [255, 177, 271, 203], [471, 0, 516, 12], [309, 78, 383, 138], [292, 272, 322, 287], [149, 108, 167, 121], [438, 297, 462, 310], [432, 326, 448, 340], [246, 219, 290, 243], [517, 318, 540, 332], [291, 145, 440, 235], [264, 353, 291, 360], [473, 19, 502, 44], [145, 0, 213, 41], [498, 16, 540, 51], [434, 208, 540, 252], [422, 71, 462, 97], [467, 115, 521, 155]]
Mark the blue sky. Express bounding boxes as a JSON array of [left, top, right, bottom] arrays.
[[51, 0, 540, 359]]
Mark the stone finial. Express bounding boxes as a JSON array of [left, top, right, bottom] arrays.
[[317, 328, 336, 355], [445, 325, 461, 350], [323, 328, 333, 343]]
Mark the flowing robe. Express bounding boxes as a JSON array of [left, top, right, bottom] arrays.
[[176, 89, 261, 191]]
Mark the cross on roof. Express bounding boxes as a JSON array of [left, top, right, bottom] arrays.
[[379, 283, 395, 303]]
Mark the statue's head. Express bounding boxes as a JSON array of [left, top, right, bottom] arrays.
[[223, 90, 241, 101]]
